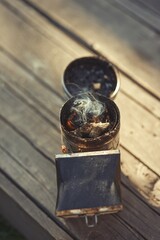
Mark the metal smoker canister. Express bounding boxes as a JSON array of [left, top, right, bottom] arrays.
[[60, 94, 120, 153], [55, 57, 123, 227]]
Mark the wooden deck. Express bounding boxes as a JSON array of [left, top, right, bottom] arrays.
[[0, 0, 160, 239]]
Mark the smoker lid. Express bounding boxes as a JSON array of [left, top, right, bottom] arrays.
[[63, 56, 120, 99]]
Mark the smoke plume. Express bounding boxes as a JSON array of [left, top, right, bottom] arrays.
[[67, 93, 110, 138]]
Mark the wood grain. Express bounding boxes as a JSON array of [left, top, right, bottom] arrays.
[[0, 171, 74, 240], [137, 0, 160, 14], [121, 148, 160, 208], [109, 0, 160, 33], [0, 118, 159, 239], [22, 0, 160, 98], [0, 47, 159, 208], [0, 1, 160, 239], [0, 4, 160, 175], [2, 0, 160, 119], [0, 1, 159, 199]]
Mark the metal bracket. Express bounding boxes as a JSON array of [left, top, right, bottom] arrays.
[[85, 215, 98, 228]]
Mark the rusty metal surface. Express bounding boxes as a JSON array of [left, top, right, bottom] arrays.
[[56, 204, 123, 218]]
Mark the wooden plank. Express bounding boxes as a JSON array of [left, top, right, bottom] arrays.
[[0, 44, 159, 239], [1, 0, 160, 119], [121, 148, 160, 208], [0, 118, 160, 240], [0, 171, 74, 240], [0, 50, 62, 123], [109, 0, 160, 33], [0, 1, 159, 198], [0, 124, 76, 240], [65, 177, 160, 239], [116, 92, 160, 175], [0, 121, 139, 240], [0, 0, 88, 92], [1, 42, 160, 178], [137, 0, 160, 14], [0, 48, 160, 210], [0, 0, 159, 239], [0, 122, 57, 203], [119, 75, 160, 120], [21, 0, 160, 99], [0, 81, 61, 158], [1, 50, 159, 239], [0, 45, 159, 240]]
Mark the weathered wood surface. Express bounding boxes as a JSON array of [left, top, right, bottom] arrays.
[[0, 170, 73, 240], [25, 0, 160, 99], [137, 0, 160, 14], [2, 0, 160, 185], [0, 0, 160, 239], [108, 0, 160, 33]]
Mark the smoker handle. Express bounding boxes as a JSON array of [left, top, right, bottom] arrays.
[[85, 215, 98, 228]]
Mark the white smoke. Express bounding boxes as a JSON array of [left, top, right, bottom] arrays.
[[71, 93, 105, 126]]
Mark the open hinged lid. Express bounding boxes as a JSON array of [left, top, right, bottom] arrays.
[[55, 149, 123, 224], [63, 56, 120, 99]]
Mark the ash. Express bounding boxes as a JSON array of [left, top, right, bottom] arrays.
[[67, 93, 110, 138]]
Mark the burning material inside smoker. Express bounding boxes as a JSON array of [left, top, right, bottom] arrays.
[[60, 93, 120, 152], [66, 93, 111, 138]]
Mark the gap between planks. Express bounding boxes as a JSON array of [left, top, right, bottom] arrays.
[[2, 54, 159, 238], [0, 1, 159, 204], [106, 0, 160, 34], [0, 118, 160, 240], [0, 1, 159, 238], [16, 0, 160, 99], [136, 0, 160, 15], [0, 48, 159, 212], [1, 0, 160, 118], [0, 170, 75, 240]]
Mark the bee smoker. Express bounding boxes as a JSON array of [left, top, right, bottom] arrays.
[[55, 57, 122, 227]]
